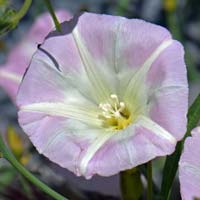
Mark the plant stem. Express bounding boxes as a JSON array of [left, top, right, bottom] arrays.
[[147, 161, 152, 200], [0, 134, 67, 200], [43, 0, 61, 32], [12, 0, 32, 22], [120, 168, 143, 200]]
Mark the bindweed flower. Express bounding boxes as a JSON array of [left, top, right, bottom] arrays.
[[179, 127, 200, 200], [17, 13, 188, 179], [0, 10, 71, 102]]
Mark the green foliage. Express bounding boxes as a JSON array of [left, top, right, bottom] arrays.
[[0, 0, 32, 36]]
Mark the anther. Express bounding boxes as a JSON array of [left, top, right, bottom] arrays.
[[98, 94, 131, 130], [99, 94, 126, 119], [110, 94, 119, 104], [119, 102, 125, 108]]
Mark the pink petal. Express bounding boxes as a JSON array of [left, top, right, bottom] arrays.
[[19, 109, 176, 178], [19, 113, 81, 173], [179, 127, 200, 200], [38, 13, 173, 95], [73, 13, 172, 72], [18, 110, 103, 176], [148, 41, 188, 140], [0, 10, 72, 102], [86, 122, 175, 178], [17, 49, 97, 108], [17, 51, 69, 105]]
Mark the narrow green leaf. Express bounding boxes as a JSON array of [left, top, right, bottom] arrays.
[[185, 94, 200, 136], [160, 141, 182, 200], [120, 167, 143, 200], [160, 94, 200, 200]]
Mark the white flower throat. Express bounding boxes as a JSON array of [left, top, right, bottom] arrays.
[[98, 94, 131, 130]]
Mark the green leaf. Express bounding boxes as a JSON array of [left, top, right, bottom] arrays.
[[120, 167, 143, 200], [160, 141, 182, 200], [185, 94, 200, 136], [160, 94, 200, 200]]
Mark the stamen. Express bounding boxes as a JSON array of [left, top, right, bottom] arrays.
[[99, 94, 127, 120], [98, 94, 132, 130], [119, 102, 125, 111], [110, 94, 119, 102]]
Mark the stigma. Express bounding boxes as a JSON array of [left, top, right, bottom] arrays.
[[99, 94, 131, 130]]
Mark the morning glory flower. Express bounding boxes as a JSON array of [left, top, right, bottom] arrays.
[[0, 10, 71, 102], [17, 12, 188, 179], [179, 127, 200, 200]]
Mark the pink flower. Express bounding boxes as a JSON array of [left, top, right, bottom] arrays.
[[17, 12, 188, 179], [179, 127, 200, 200], [0, 10, 72, 102]]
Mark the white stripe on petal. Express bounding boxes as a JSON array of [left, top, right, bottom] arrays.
[[136, 115, 176, 144], [123, 40, 173, 116], [124, 39, 173, 103], [40, 132, 66, 154], [142, 39, 173, 73], [20, 102, 102, 127], [72, 28, 111, 102], [80, 132, 115, 176], [0, 69, 22, 83]]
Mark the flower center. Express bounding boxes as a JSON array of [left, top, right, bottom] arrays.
[[98, 94, 131, 130]]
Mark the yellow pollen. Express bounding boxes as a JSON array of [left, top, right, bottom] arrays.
[[99, 94, 131, 130]]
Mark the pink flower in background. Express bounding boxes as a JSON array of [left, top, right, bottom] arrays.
[[0, 10, 72, 102], [17, 12, 188, 178], [179, 127, 200, 200]]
